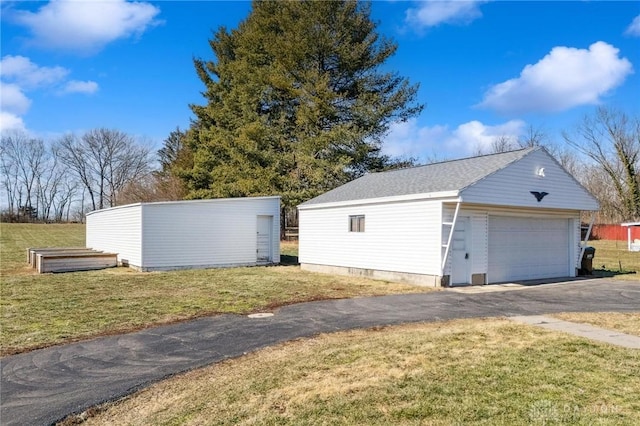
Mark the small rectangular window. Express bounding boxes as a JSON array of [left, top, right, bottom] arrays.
[[349, 215, 365, 232]]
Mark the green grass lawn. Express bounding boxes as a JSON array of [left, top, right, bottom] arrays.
[[589, 240, 640, 277], [5, 224, 639, 425], [2, 223, 638, 356], [71, 318, 640, 426], [0, 223, 430, 355]]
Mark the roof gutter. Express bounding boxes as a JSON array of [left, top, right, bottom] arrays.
[[298, 190, 460, 210]]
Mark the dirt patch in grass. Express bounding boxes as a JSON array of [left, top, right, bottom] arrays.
[[550, 312, 640, 337], [66, 318, 640, 426]]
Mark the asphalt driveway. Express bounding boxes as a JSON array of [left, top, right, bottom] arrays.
[[1, 278, 639, 425]]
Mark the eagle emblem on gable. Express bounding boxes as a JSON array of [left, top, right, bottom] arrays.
[[530, 191, 549, 202]]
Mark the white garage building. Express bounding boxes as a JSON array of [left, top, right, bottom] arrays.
[[86, 196, 280, 271], [298, 147, 598, 286]]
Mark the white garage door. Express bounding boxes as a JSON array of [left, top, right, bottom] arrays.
[[488, 216, 570, 283]]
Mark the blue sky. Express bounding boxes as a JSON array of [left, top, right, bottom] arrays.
[[1, 1, 639, 163]]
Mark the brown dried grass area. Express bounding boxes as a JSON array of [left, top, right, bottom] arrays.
[[73, 318, 640, 426]]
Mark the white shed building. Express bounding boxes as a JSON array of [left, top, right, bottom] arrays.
[[86, 196, 280, 271], [298, 147, 598, 286]]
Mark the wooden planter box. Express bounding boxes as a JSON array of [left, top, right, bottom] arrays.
[[28, 247, 118, 273], [28, 248, 95, 268]]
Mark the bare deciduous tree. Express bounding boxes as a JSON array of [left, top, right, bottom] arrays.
[[52, 178, 79, 222], [553, 146, 581, 177], [36, 154, 73, 222], [472, 135, 516, 156], [564, 107, 640, 222], [1, 131, 48, 220], [474, 125, 548, 157], [1, 131, 82, 222], [580, 164, 625, 223], [0, 134, 21, 216], [55, 128, 152, 211], [518, 124, 548, 148]]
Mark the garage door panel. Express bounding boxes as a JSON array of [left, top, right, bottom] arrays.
[[488, 216, 569, 283]]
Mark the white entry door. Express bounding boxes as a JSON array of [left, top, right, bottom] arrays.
[[450, 216, 471, 285], [256, 215, 273, 263]]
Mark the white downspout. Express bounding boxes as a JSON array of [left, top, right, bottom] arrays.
[[441, 201, 461, 274], [578, 211, 595, 267]]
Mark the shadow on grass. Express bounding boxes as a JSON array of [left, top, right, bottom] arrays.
[[505, 271, 637, 286], [280, 254, 299, 266], [592, 269, 637, 278]]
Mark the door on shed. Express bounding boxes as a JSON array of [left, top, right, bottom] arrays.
[[450, 216, 471, 285], [488, 216, 570, 283], [256, 215, 273, 263]]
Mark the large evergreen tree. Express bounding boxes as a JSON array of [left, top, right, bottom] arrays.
[[153, 127, 191, 200], [158, 127, 190, 174], [182, 0, 423, 206]]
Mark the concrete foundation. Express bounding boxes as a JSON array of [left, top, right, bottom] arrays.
[[433, 273, 486, 287], [300, 263, 443, 287]]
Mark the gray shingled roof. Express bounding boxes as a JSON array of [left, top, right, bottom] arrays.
[[300, 147, 537, 206]]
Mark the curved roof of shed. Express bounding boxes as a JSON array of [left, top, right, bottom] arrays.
[[300, 147, 537, 206]]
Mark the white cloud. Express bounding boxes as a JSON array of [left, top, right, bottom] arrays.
[[479, 41, 633, 114], [625, 15, 640, 37], [384, 119, 449, 158], [450, 120, 525, 153], [0, 82, 32, 115], [62, 80, 99, 95], [0, 111, 27, 134], [13, 0, 161, 53], [406, 1, 488, 30], [0, 55, 99, 132], [0, 55, 68, 89], [384, 118, 525, 160]]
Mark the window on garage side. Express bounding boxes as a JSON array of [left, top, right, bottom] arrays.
[[349, 215, 365, 232]]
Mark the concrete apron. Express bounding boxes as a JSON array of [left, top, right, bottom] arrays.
[[510, 315, 640, 349]]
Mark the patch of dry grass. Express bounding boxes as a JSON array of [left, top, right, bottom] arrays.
[[71, 318, 640, 426], [551, 312, 640, 337], [1, 224, 430, 355]]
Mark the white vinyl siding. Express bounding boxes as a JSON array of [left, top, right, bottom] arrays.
[[86, 204, 142, 267], [300, 199, 443, 276], [298, 147, 594, 286], [87, 197, 280, 271], [461, 149, 599, 211]]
